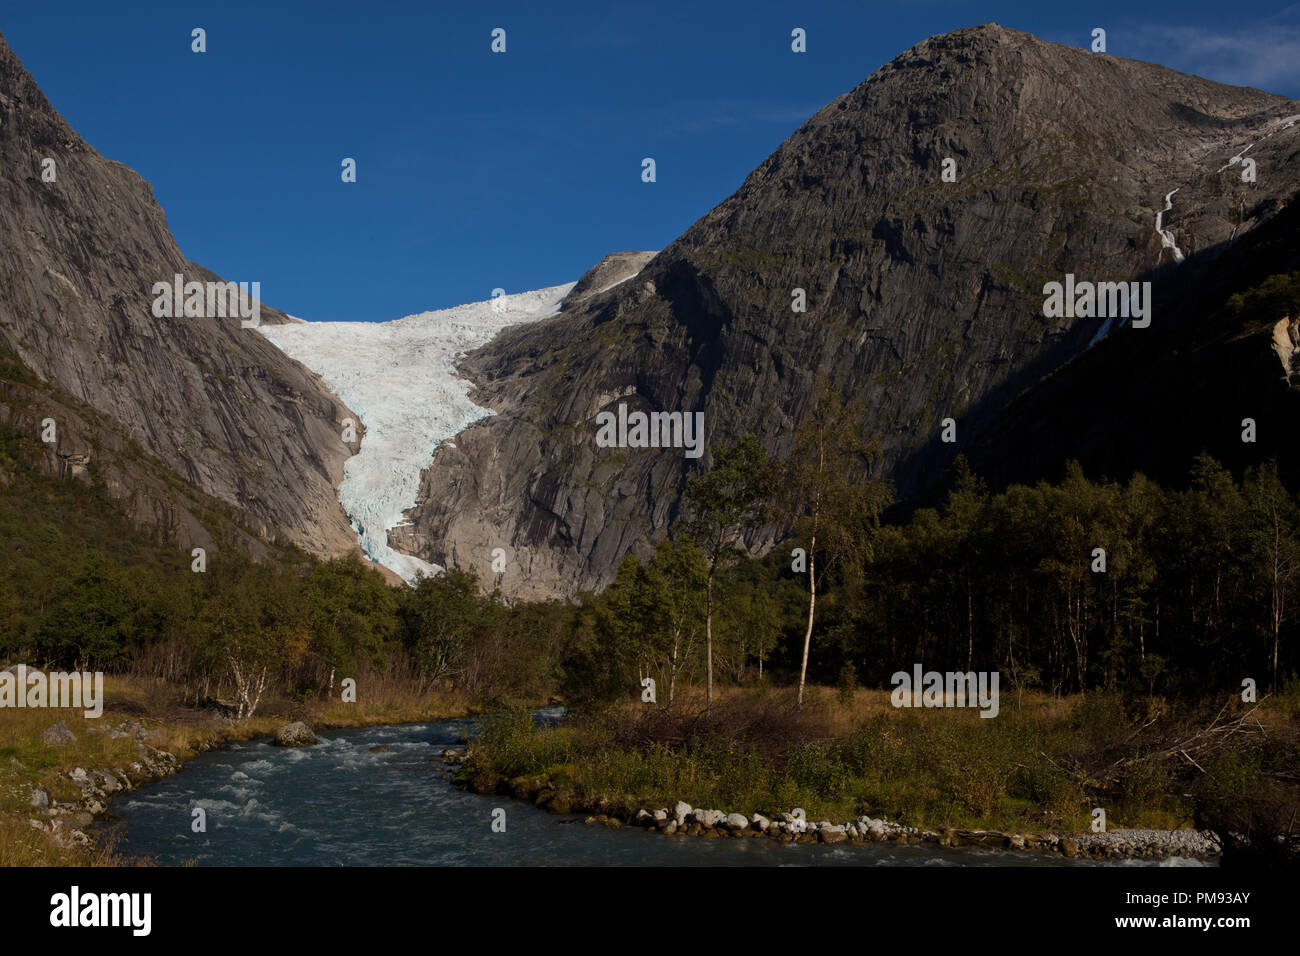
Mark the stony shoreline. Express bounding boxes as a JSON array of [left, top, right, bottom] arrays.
[[609, 803, 1222, 861], [449, 749, 1222, 862], [24, 720, 190, 851]]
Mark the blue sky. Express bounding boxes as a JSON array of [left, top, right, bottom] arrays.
[[4, 1, 1298, 321]]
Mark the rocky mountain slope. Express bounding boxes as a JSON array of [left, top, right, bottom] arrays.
[[963, 184, 1300, 496], [401, 23, 1300, 598], [0, 30, 359, 558]]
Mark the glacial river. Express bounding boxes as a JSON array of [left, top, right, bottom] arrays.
[[105, 714, 1207, 867]]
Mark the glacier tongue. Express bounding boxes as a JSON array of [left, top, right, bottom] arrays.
[[260, 283, 575, 583]]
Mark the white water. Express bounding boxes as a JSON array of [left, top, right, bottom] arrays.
[[261, 285, 573, 582], [1155, 188, 1186, 265], [1217, 113, 1300, 172]]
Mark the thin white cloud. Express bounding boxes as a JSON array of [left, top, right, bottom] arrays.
[[1125, 10, 1300, 93]]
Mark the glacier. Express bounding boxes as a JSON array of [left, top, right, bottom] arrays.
[[260, 283, 574, 583]]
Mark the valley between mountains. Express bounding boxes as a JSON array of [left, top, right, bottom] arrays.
[[1, 20, 1298, 869]]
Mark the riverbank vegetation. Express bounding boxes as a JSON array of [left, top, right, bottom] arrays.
[[461, 686, 1299, 861]]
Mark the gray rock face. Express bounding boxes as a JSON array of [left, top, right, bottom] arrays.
[[106, 720, 148, 741], [91, 771, 121, 793], [0, 30, 360, 560], [964, 157, 1300, 495], [560, 251, 657, 311], [692, 808, 725, 828], [40, 721, 75, 746], [399, 23, 1300, 598], [273, 722, 317, 747]]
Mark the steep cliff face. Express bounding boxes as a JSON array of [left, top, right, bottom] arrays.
[[963, 192, 1300, 496], [0, 347, 287, 561], [402, 23, 1300, 598], [0, 31, 358, 557]]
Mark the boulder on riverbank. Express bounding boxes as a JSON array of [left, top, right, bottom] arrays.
[[274, 722, 317, 747]]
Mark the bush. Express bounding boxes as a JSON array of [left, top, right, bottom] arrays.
[[475, 708, 570, 777]]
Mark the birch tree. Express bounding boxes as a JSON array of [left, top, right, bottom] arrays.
[[788, 386, 888, 706], [1244, 463, 1300, 690], [684, 437, 776, 707]]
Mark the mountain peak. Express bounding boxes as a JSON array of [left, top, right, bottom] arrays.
[[398, 26, 1300, 598]]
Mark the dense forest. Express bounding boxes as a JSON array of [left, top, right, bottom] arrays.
[[2, 395, 1296, 715], [566, 451, 1300, 705]]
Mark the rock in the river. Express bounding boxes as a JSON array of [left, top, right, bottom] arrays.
[[725, 812, 749, 830], [673, 801, 692, 824], [274, 722, 317, 747]]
